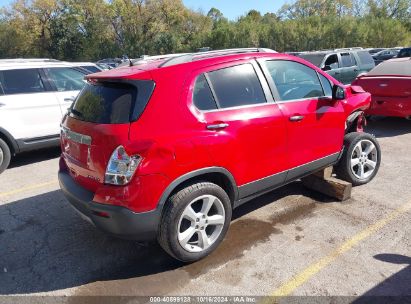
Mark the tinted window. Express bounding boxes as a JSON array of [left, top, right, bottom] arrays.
[[71, 82, 137, 124], [319, 74, 333, 96], [46, 68, 86, 92], [207, 64, 266, 109], [0, 69, 45, 95], [357, 51, 374, 65], [341, 53, 355, 67], [265, 60, 324, 101], [398, 49, 411, 58], [193, 74, 217, 110]]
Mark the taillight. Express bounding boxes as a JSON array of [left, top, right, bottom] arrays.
[[105, 146, 141, 186]]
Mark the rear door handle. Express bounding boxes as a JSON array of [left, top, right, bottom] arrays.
[[0, 102, 5, 107], [206, 123, 229, 130], [290, 115, 304, 122]]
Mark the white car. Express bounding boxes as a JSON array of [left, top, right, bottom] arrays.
[[65, 62, 103, 73], [0, 59, 92, 173]]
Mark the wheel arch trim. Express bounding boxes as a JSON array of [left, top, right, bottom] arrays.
[[0, 127, 19, 154], [157, 167, 239, 212]]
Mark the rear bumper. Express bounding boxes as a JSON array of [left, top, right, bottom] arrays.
[[58, 171, 160, 241], [367, 97, 411, 118]]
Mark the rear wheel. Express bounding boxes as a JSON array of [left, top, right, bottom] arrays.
[[0, 138, 11, 174], [158, 182, 232, 262], [335, 132, 381, 186]]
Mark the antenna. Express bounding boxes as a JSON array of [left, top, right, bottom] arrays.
[[122, 54, 132, 67]]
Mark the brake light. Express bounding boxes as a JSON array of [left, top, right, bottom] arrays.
[[105, 146, 141, 185]]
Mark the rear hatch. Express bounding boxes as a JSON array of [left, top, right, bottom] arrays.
[[61, 76, 155, 192]]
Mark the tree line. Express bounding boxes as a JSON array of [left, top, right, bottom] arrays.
[[0, 0, 410, 61]]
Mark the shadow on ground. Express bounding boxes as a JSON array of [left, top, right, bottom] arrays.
[[366, 117, 411, 138], [9, 147, 61, 169], [0, 181, 328, 295], [352, 254, 411, 303]]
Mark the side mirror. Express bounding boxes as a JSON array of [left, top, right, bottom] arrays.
[[322, 65, 332, 71], [332, 85, 346, 100]]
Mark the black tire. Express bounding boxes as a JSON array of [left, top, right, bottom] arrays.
[[335, 132, 381, 186], [0, 138, 11, 174], [158, 182, 232, 262]]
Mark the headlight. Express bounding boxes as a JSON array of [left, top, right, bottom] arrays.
[[105, 146, 141, 185]]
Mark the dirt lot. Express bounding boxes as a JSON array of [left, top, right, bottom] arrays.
[[0, 117, 410, 301]]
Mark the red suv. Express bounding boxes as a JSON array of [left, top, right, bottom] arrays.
[[59, 49, 381, 262]]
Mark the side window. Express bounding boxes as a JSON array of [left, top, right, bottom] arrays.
[[319, 74, 333, 96], [324, 54, 339, 70], [350, 53, 358, 66], [193, 74, 217, 111], [0, 69, 45, 95], [46, 68, 86, 92], [265, 60, 324, 101], [341, 53, 355, 67], [206, 64, 266, 109]]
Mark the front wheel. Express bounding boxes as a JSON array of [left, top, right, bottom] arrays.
[[158, 182, 232, 262], [335, 132, 381, 186]]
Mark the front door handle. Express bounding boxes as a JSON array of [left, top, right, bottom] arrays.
[[206, 123, 229, 130], [290, 115, 304, 122], [64, 97, 75, 103]]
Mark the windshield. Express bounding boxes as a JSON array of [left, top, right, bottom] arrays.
[[70, 80, 155, 124], [70, 82, 137, 124], [81, 66, 101, 73], [367, 60, 411, 76]]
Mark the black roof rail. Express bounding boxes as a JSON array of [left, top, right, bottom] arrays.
[[159, 48, 276, 68]]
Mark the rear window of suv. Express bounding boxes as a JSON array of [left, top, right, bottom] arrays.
[[70, 81, 155, 124], [357, 51, 374, 65]]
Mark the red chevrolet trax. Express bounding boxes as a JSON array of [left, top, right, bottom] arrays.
[[59, 49, 381, 262]]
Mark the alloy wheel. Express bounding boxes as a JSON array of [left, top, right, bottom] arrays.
[[177, 195, 225, 253], [350, 139, 378, 180]]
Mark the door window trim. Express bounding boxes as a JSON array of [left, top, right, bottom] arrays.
[[190, 60, 275, 113]]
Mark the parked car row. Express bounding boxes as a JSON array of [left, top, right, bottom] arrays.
[[367, 47, 411, 65], [297, 48, 375, 84]]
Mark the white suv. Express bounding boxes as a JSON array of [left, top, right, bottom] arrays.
[[0, 59, 92, 173]]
